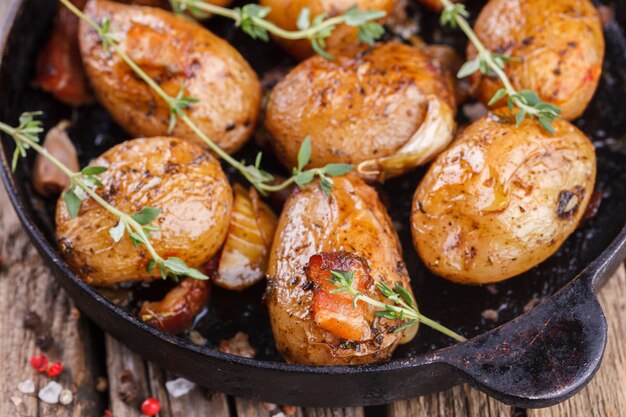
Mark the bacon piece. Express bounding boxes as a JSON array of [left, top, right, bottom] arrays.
[[306, 252, 373, 342]]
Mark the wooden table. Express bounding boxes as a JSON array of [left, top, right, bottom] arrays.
[[0, 178, 625, 417]]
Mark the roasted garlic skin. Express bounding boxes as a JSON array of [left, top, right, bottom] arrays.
[[79, 0, 261, 154], [258, 0, 394, 60], [266, 175, 413, 365], [215, 184, 278, 291], [411, 112, 596, 285], [56, 137, 233, 286], [469, 0, 604, 121], [265, 42, 457, 181]]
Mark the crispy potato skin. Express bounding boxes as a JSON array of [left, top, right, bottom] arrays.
[[266, 175, 412, 365], [259, 0, 394, 60], [56, 137, 233, 286], [265, 42, 456, 172], [79, 0, 261, 154], [411, 112, 596, 284], [469, 0, 604, 121]]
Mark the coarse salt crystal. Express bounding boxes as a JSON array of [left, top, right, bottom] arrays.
[[18, 379, 35, 394], [274, 413, 286, 417], [165, 377, 196, 398], [59, 389, 73, 405], [38, 381, 63, 404], [10, 396, 22, 407]]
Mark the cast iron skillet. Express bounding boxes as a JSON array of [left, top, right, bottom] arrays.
[[1, 0, 626, 409]]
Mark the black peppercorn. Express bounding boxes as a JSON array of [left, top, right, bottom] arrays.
[[35, 332, 54, 351]]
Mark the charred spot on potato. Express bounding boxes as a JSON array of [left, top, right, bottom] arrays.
[[557, 186, 586, 219]]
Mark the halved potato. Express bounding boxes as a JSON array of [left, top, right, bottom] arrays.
[[215, 184, 278, 291]]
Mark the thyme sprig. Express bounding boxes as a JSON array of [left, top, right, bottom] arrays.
[[59, 0, 351, 195], [439, 0, 561, 133], [170, 0, 386, 59], [0, 112, 208, 281], [329, 270, 467, 342]]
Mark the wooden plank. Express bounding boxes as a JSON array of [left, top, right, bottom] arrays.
[[303, 408, 364, 417], [388, 385, 512, 417], [0, 184, 105, 416], [105, 335, 231, 417], [528, 265, 626, 417]]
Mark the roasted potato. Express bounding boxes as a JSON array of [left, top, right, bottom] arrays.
[[56, 137, 233, 286], [469, 0, 604, 121], [266, 175, 415, 365], [215, 184, 278, 291], [79, 0, 261, 154], [411, 111, 596, 285], [265, 42, 457, 182], [259, 0, 394, 60]]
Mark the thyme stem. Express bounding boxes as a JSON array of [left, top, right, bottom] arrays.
[[439, 0, 561, 132], [174, 0, 347, 41], [59, 0, 352, 194]]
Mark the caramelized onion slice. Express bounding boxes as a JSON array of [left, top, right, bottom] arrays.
[[215, 184, 279, 290], [357, 95, 456, 181], [33, 120, 79, 196], [140, 278, 211, 335]]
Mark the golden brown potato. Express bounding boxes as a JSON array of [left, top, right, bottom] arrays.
[[265, 42, 457, 182], [266, 175, 414, 365], [79, 0, 261, 154], [56, 137, 233, 286], [259, 0, 394, 60], [411, 111, 596, 285], [469, 0, 604, 121]]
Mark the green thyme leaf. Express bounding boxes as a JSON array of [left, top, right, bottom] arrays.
[[319, 176, 334, 197], [393, 319, 417, 333], [294, 171, 315, 187], [324, 163, 353, 177], [147, 259, 157, 274], [457, 58, 480, 78], [488, 88, 508, 106], [81, 166, 108, 176], [63, 189, 82, 219], [162, 257, 209, 280], [131, 207, 161, 225], [394, 283, 415, 308], [296, 7, 311, 30], [297, 136, 312, 172], [343, 7, 386, 26]]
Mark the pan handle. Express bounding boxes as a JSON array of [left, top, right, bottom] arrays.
[[440, 272, 607, 408]]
